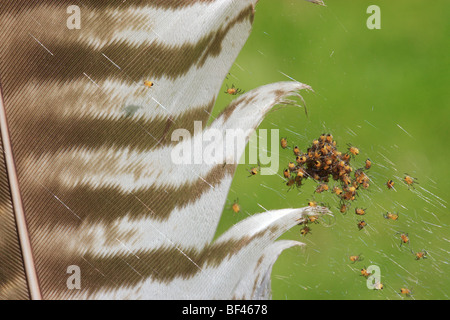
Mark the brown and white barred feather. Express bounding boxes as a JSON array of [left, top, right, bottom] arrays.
[[0, 0, 326, 300]]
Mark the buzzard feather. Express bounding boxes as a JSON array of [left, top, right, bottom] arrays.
[[0, 0, 325, 300]]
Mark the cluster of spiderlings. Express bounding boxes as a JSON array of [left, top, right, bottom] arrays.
[[282, 134, 371, 207], [279, 135, 428, 295]]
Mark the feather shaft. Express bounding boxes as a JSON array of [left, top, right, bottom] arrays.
[[0, 85, 42, 300]]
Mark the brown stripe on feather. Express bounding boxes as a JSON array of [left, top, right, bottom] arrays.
[[0, 5, 254, 90], [198, 5, 255, 66], [217, 86, 305, 123], [254, 255, 265, 272], [11, 98, 215, 157], [251, 275, 260, 298], [0, 0, 221, 14], [42, 226, 279, 298], [22, 164, 235, 230], [217, 93, 259, 122]]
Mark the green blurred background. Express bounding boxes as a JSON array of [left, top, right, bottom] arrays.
[[212, 0, 449, 299]]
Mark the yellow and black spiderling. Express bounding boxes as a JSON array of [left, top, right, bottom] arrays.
[[225, 84, 244, 95], [315, 183, 329, 194], [347, 144, 360, 156], [400, 288, 412, 296], [308, 200, 317, 207], [397, 232, 410, 247], [144, 80, 154, 88], [231, 199, 240, 213], [340, 202, 350, 214], [308, 215, 320, 224], [249, 167, 258, 176], [300, 225, 311, 236], [413, 250, 427, 260], [387, 179, 395, 189], [373, 282, 384, 290], [296, 155, 307, 165], [280, 137, 288, 149], [357, 219, 367, 230], [404, 174, 418, 188], [332, 186, 343, 196], [349, 254, 363, 264], [247, 160, 261, 178], [360, 267, 371, 278], [288, 162, 296, 171], [365, 158, 372, 170], [384, 212, 399, 220]]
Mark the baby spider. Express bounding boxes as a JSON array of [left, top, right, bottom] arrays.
[[288, 161, 296, 171], [280, 137, 288, 149], [247, 160, 261, 177], [341, 152, 351, 162], [347, 144, 360, 157], [357, 219, 367, 230], [143, 80, 154, 88], [315, 183, 329, 194], [229, 198, 240, 214], [319, 133, 327, 143], [312, 139, 320, 147], [283, 168, 291, 179], [349, 254, 363, 264], [285, 178, 298, 192], [296, 155, 307, 165], [300, 225, 311, 236], [400, 288, 413, 297], [412, 249, 428, 260], [386, 179, 395, 189], [308, 199, 318, 207], [384, 212, 399, 221], [293, 145, 301, 156], [362, 181, 370, 189], [360, 267, 372, 278], [307, 215, 320, 224], [373, 281, 384, 290], [339, 202, 351, 215], [315, 161, 325, 171], [248, 167, 258, 177], [225, 84, 244, 95], [404, 174, 418, 189], [295, 167, 307, 179], [364, 158, 372, 170], [396, 232, 410, 247], [332, 186, 343, 197], [354, 169, 364, 180]]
